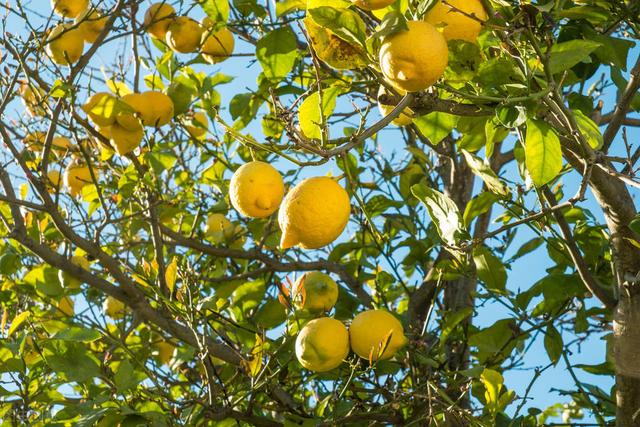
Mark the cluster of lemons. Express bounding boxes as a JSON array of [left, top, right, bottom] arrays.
[[373, 0, 488, 126], [45, 1, 235, 66], [46, 0, 108, 65], [27, 2, 236, 198], [228, 161, 351, 250], [291, 272, 407, 372], [227, 162, 406, 371]]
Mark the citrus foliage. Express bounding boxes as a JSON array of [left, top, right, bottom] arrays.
[[0, 0, 639, 426]]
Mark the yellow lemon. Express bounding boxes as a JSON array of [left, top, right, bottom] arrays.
[[23, 133, 71, 153], [51, 0, 88, 18], [424, 0, 487, 43], [205, 213, 236, 242], [57, 296, 75, 317], [352, 0, 395, 10], [144, 2, 176, 40], [166, 17, 203, 53], [52, 136, 73, 151], [103, 296, 126, 319], [379, 21, 448, 92], [156, 341, 176, 365], [63, 161, 94, 197], [122, 91, 174, 127], [185, 111, 209, 139], [47, 170, 62, 192], [76, 9, 108, 43], [46, 23, 85, 65], [229, 161, 285, 218], [20, 84, 48, 117], [377, 86, 414, 126], [293, 271, 339, 313], [295, 317, 350, 372], [58, 255, 90, 289], [109, 114, 144, 155], [82, 92, 120, 127], [278, 177, 350, 249], [200, 26, 235, 64], [349, 309, 407, 361]]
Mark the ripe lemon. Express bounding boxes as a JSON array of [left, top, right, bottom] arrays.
[[379, 21, 448, 92], [144, 2, 176, 40], [108, 114, 144, 155], [51, 0, 88, 18], [201, 25, 235, 64], [377, 86, 414, 126], [166, 17, 203, 54], [156, 341, 176, 365], [57, 296, 75, 317], [103, 296, 126, 319], [47, 170, 62, 192], [76, 9, 108, 43], [205, 213, 239, 244], [82, 92, 120, 127], [46, 23, 85, 65], [295, 317, 350, 372], [64, 161, 94, 197], [23, 133, 71, 153], [293, 272, 339, 313], [229, 161, 285, 218], [58, 255, 90, 289], [122, 91, 174, 127], [424, 0, 487, 43], [20, 84, 48, 117], [352, 0, 394, 10], [349, 309, 407, 361], [185, 111, 209, 139], [278, 177, 350, 249]]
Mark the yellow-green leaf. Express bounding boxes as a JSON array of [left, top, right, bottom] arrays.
[[165, 258, 178, 294], [525, 119, 563, 187], [8, 311, 30, 337]]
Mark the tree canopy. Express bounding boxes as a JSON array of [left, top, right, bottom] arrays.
[[0, 0, 640, 426]]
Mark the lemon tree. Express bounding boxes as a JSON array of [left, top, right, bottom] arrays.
[[0, 0, 639, 426]]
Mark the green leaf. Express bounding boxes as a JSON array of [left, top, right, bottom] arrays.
[[411, 184, 468, 248], [372, 11, 408, 39], [308, 7, 367, 47], [463, 192, 498, 227], [52, 327, 101, 343], [481, 368, 504, 408], [276, 0, 306, 16], [298, 86, 341, 139], [413, 112, 458, 145], [439, 307, 473, 346], [48, 345, 101, 383], [200, 0, 230, 25], [525, 119, 563, 187], [473, 246, 507, 293], [114, 359, 139, 392], [254, 298, 287, 329], [588, 33, 634, 70], [558, 5, 611, 24], [8, 311, 30, 337], [461, 150, 511, 198], [548, 40, 602, 74], [256, 27, 299, 79], [544, 325, 563, 365], [458, 116, 488, 153], [573, 110, 603, 149]]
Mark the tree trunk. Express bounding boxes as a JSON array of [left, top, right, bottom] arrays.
[[583, 164, 640, 426]]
